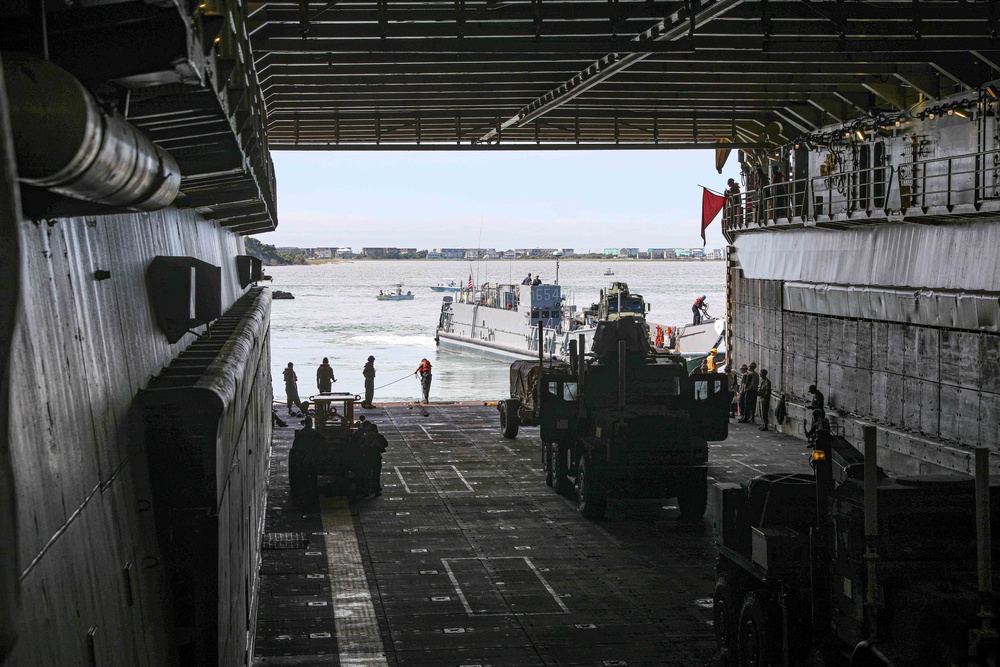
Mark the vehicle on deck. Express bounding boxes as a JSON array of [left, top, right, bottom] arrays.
[[497, 317, 730, 520], [287, 393, 385, 507], [713, 425, 1000, 667], [587, 282, 649, 323]]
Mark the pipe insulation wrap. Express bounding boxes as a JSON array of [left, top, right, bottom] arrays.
[[1, 53, 180, 210]]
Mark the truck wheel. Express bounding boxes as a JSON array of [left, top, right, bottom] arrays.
[[500, 400, 519, 439], [543, 443, 554, 487], [288, 448, 317, 509], [713, 574, 740, 666], [577, 456, 606, 519], [737, 591, 777, 667], [677, 478, 708, 521], [552, 443, 573, 496]]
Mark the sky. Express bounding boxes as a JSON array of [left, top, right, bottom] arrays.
[[262, 149, 731, 252]]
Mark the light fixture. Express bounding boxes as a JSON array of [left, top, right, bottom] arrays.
[[954, 109, 970, 119], [895, 119, 902, 127], [855, 129, 866, 141], [987, 84, 1000, 100], [928, 112, 935, 119]]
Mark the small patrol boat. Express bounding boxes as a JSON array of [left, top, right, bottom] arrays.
[[377, 283, 415, 301], [430, 280, 461, 292], [603, 268, 615, 276]]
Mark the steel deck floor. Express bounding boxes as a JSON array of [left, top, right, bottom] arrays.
[[253, 405, 813, 666]]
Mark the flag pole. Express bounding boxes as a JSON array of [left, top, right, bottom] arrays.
[[698, 184, 727, 196]]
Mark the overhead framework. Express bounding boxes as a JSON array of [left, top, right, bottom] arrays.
[[253, 0, 1000, 149]]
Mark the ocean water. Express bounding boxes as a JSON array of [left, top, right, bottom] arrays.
[[268, 259, 726, 403]]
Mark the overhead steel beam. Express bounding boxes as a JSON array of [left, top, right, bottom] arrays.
[[476, 0, 744, 144]]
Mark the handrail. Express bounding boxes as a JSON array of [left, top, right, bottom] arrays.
[[723, 144, 1000, 232]]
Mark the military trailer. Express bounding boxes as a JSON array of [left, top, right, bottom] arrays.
[[713, 425, 1000, 666], [498, 317, 730, 519], [288, 393, 385, 507]]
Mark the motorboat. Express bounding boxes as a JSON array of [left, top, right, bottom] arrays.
[[377, 283, 415, 301], [430, 280, 461, 293], [603, 268, 615, 276]]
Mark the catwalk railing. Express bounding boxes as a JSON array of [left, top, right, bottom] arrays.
[[723, 147, 1000, 233]]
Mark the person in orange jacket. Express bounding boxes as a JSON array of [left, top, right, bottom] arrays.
[[415, 358, 433, 404]]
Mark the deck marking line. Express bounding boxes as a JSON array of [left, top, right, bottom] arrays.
[[449, 465, 475, 492], [733, 460, 765, 474], [418, 424, 435, 440], [441, 559, 475, 615], [393, 466, 413, 493], [321, 497, 389, 666]]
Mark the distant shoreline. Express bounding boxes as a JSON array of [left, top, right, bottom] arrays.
[[300, 257, 726, 264]]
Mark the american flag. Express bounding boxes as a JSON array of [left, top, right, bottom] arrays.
[[468, 274, 474, 291]]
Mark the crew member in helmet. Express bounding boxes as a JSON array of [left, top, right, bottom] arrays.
[[316, 357, 336, 393], [415, 358, 433, 404], [692, 295, 708, 325]]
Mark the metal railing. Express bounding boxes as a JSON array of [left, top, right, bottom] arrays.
[[723, 146, 1000, 233]]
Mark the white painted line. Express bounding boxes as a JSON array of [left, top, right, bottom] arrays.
[[733, 459, 766, 474], [449, 465, 475, 492], [440, 559, 474, 615], [393, 467, 412, 493], [321, 497, 389, 667], [418, 424, 435, 440], [522, 557, 570, 613]]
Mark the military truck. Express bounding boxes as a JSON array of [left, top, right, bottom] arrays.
[[498, 317, 730, 519], [713, 425, 1000, 666], [587, 281, 650, 323], [288, 393, 386, 507]]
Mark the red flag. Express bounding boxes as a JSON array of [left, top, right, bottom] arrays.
[[701, 187, 727, 246]]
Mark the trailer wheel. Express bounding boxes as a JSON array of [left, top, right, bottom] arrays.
[[713, 574, 739, 666], [737, 591, 778, 667], [500, 400, 520, 438], [677, 473, 708, 521], [288, 447, 317, 509], [577, 456, 606, 519], [543, 443, 554, 487], [552, 443, 573, 496]]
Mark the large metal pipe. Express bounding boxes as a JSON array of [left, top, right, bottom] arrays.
[[2, 53, 180, 210]]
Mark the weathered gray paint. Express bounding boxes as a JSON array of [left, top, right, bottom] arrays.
[[5, 205, 256, 665], [729, 266, 1000, 476], [0, 54, 22, 664]]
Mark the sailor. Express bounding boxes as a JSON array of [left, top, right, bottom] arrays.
[[692, 295, 708, 325], [316, 357, 336, 393], [725, 365, 739, 417], [738, 362, 760, 424], [808, 384, 825, 411], [415, 358, 433, 404], [654, 325, 665, 349], [705, 348, 719, 372], [521, 272, 532, 285], [805, 409, 829, 448], [282, 362, 306, 415], [737, 364, 749, 420], [666, 326, 676, 349], [758, 369, 772, 431], [725, 178, 743, 228], [531, 274, 542, 286], [362, 356, 376, 408]]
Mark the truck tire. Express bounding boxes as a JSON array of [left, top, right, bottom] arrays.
[[713, 574, 740, 666], [577, 456, 606, 519], [737, 591, 778, 667], [543, 443, 554, 487], [677, 473, 708, 521], [552, 443, 573, 496], [288, 447, 317, 509], [500, 400, 519, 438]]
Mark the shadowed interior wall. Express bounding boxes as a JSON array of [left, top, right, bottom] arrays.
[[729, 249, 1000, 475], [5, 205, 259, 666]]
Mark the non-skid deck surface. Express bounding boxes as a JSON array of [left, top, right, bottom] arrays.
[[254, 404, 812, 666]]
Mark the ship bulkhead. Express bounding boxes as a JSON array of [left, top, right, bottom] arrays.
[[0, 3, 276, 664], [727, 88, 1000, 475]]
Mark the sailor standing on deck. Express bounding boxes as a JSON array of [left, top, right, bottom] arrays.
[[362, 356, 376, 408], [522, 272, 533, 285], [283, 362, 306, 414], [316, 357, 336, 393], [692, 295, 708, 325], [415, 358, 433, 404]]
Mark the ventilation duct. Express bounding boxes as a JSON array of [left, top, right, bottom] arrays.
[[1, 53, 180, 211]]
